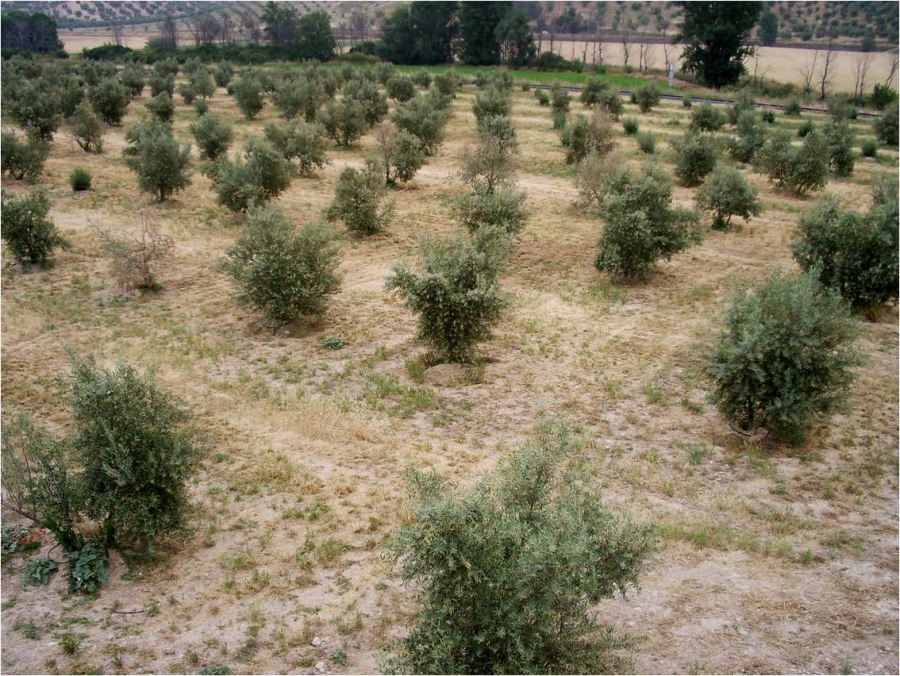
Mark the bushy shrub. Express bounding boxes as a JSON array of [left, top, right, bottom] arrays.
[[385, 232, 509, 363], [703, 269, 860, 442], [671, 132, 719, 187], [860, 138, 878, 157], [869, 84, 897, 110], [580, 76, 609, 107], [326, 159, 394, 235], [272, 76, 325, 122], [433, 70, 459, 98], [757, 130, 829, 196], [342, 76, 389, 126], [145, 91, 175, 124], [797, 119, 815, 138], [594, 163, 700, 281], [213, 61, 234, 88], [473, 86, 512, 126], [459, 114, 518, 194], [597, 89, 624, 120], [386, 74, 416, 102], [220, 204, 342, 328], [190, 112, 233, 162], [633, 83, 661, 113], [822, 120, 855, 177], [391, 93, 451, 155], [727, 89, 755, 125], [194, 99, 209, 116], [550, 82, 571, 115], [66, 354, 199, 550], [67, 100, 104, 153], [694, 164, 762, 230], [5, 78, 61, 141], [574, 151, 622, 213], [386, 421, 655, 674], [783, 97, 802, 116], [690, 103, 726, 132], [560, 110, 617, 164], [0, 189, 69, 269], [874, 102, 898, 146], [320, 98, 368, 147], [123, 118, 192, 202], [637, 131, 656, 154], [69, 167, 92, 192], [93, 216, 175, 293], [761, 109, 775, 124], [148, 72, 175, 98], [621, 117, 639, 135], [88, 77, 130, 125], [213, 140, 293, 213], [119, 65, 146, 99], [264, 120, 329, 176], [728, 110, 766, 164], [190, 68, 216, 99], [827, 97, 857, 122], [534, 89, 550, 106], [1, 130, 50, 182], [682, 95, 692, 108], [411, 69, 432, 89], [232, 75, 266, 119], [792, 193, 898, 310], [375, 121, 426, 186], [178, 82, 196, 105], [452, 188, 528, 237]]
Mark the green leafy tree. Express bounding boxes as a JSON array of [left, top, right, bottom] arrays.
[[1, 129, 50, 181], [213, 62, 234, 88], [296, 11, 336, 61], [695, 164, 762, 230], [145, 91, 175, 124], [374, 121, 426, 186], [633, 83, 661, 113], [68, 100, 104, 153], [213, 140, 293, 213], [758, 7, 778, 46], [220, 204, 342, 328], [473, 86, 513, 126], [560, 111, 618, 165], [392, 93, 452, 155], [342, 77, 388, 127], [380, 1, 457, 65], [325, 159, 394, 235], [88, 77, 130, 126], [385, 421, 655, 674], [757, 130, 829, 196], [272, 76, 325, 121], [690, 102, 726, 132], [671, 132, 719, 187], [675, 2, 764, 88], [594, 163, 700, 280], [119, 65, 146, 100], [68, 355, 200, 550], [320, 98, 368, 147], [264, 120, 329, 176], [727, 89, 756, 125], [452, 188, 528, 236], [385, 231, 510, 363], [727, 110, 766, 164], [496, 8, 536, 68], [459, 114, 518, 194], [822, 120, 855, 177], [0, 188, 69, 269], [386, 74, 417, 103], [874, 102, 898, 146], [580, 76, 610, 108], [792, 191, 899, 310], [190, 112, 233, 162], [457, 1, 510, 65], [261, 0, 299, 51], [703, 269, 860, 442], [123, 118, 192, 202], [190, 67, 216, 100], [232, 75, 266, 120], [550, 81, 571, 115], [7, 78, 61, 140]]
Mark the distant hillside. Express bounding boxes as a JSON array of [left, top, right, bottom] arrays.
[[5, 1, 897, 49]]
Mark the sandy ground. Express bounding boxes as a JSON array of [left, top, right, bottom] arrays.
[[1, 73, 898, 675]]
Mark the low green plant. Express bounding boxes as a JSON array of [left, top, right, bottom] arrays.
[[797, 120, 815, 138], [860, 139, 878, 158], [621, 117, 639, 135], [535, 89, 550, 106], [221, 204, 342, 329], [549, 82, 570, 115], [2, 526, 45, 554], [66, 541, 108, 593], [320, 337, 343, 350], [703, 269, 860, 442], [761, 110, 775, 124], [331, 648, 348, 666], [682, 95, 692, 108], [199, 665, 231, 675], [385, 231, 510, 363], [636, 131, 656, 154], [690, 103, 726, 132], [633, 83, 661, 113], [874, 102, 898, 146], [783, 98, 802, 116], [69, 167, 92, 192], [0, 189, 70, 270], [22, 556, 58, 586], [385, 421, 655, 674]]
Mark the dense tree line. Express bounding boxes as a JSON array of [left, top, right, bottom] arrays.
[[1, 10, 63, 54]]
